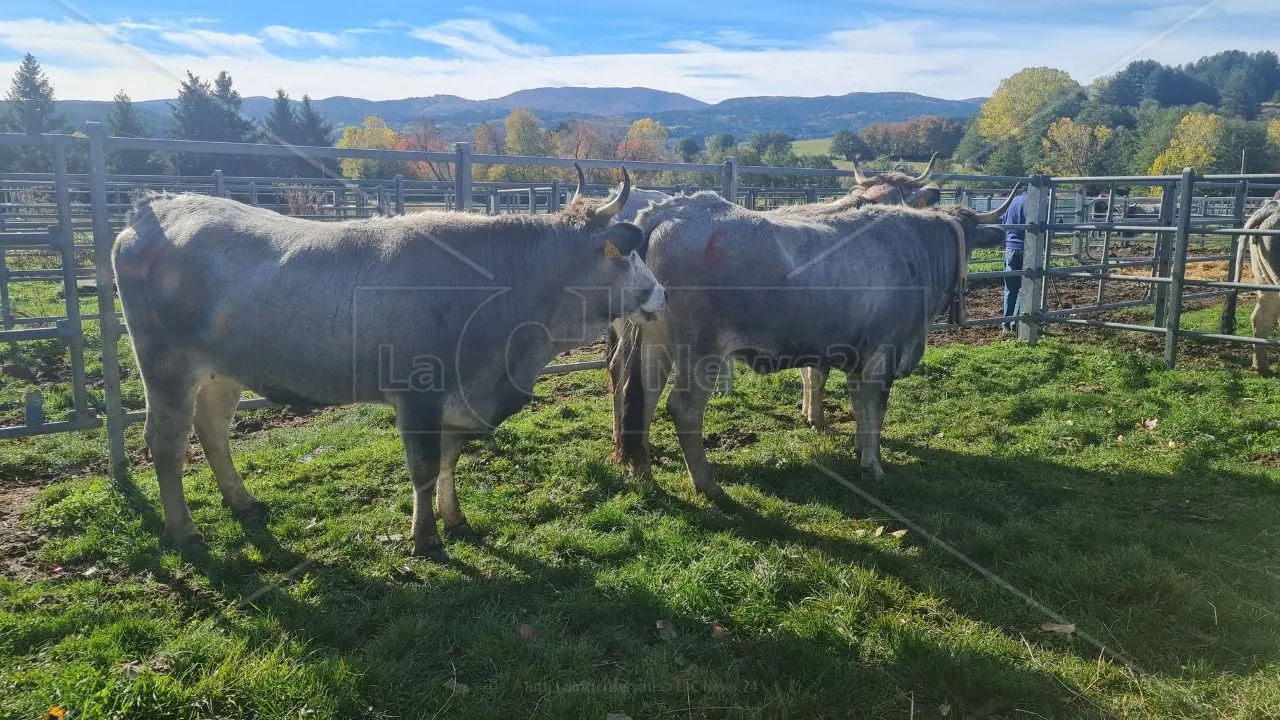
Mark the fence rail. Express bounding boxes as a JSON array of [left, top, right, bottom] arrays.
[[2, 129, 1279, 484]]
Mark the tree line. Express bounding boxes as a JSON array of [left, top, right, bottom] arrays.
[[0, 53, 335, 177], [4, 49, 1278, 189]]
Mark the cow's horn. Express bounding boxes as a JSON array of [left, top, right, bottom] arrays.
[[974, 183, 1021, 224], [595, 166, 630, 220], [572, 162, 586, 204], [910, 152, 938, 184], [850, 158, 872, 186]]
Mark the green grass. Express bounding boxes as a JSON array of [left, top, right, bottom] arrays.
[[3, 331, 1280, 718], [790, 137, 833, 156]]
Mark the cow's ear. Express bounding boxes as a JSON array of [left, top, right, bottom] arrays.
[[598, 222, 644, 259], [908, 186, 941, 208]]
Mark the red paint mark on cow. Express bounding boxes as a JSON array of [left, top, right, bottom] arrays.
[[703, 230, 726, 269]]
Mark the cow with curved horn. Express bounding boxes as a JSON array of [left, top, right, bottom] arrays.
[[610, 186, 1018, 497], [112, 165, 663, 560]]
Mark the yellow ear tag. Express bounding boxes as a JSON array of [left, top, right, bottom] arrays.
[[604, 240, 620, 259]]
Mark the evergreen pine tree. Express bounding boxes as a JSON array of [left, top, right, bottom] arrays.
[[2, 54, 70, 171], [104, 90, 161, 175], [295, 94, 337, 177], [262, 88, 302, 175]]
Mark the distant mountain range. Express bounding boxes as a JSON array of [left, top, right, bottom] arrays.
[[58, 86, 986, 143]]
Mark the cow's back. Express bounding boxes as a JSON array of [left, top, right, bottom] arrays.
[[641, 198, 958, 372], [113, 194, 532, 405]]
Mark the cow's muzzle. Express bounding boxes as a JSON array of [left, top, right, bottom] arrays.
[[641, 283, 666, 314]]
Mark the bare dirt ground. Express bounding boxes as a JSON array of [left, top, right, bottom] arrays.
[[1, 483, 44, 579]]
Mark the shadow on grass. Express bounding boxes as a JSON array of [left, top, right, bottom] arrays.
[[710, 438, 1280, 679], [87, 466, 1085, 719]]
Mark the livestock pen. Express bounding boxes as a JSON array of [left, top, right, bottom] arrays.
[[2, 128, 1279, 719]]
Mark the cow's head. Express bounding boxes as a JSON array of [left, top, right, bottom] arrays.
[[564, 164, 665, 321], [850, 152, 941, 209], [938, 184, 1021, 251]]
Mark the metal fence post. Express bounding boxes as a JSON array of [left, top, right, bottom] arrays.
[[454, 142, 473, 211], [395, 174, 405, 215], [51, 141, 90, 422], [1218, 179, 1248, 334], [549, 178, 560, 212], [721, 156, 738, 205], [249, 181, 259, 206], [1017, 175, 1048, 344], [213, 169, 225, 197], [87, 122, 127, 481], [1164, 168, 1197, 369], [1072, 187, 1086, 262], [1152, 184, 1178, 327]]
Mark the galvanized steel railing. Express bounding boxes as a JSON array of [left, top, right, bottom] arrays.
[[2, 127, 1279, 483]]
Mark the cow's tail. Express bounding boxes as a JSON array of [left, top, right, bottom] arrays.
[[611, 315, 658, 473], [111, 191, 173, 335]]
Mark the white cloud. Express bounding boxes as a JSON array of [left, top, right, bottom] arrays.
[[261, 25, 346, 49], [410, 19, 547, 61], [159, 29, 265, 57], [0, 14, 1276, 104], [662, 40, 723, 53]]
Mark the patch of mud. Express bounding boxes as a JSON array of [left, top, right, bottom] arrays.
[[0, 483, 45, 579], [705, 428, 759, 450]]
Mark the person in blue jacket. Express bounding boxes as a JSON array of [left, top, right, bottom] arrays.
[[1000, 187, 1029, 332]]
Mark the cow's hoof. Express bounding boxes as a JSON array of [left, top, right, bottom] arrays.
[[861, 462, 886, 481], [413, 538, 451, 562], [444, 522, 479, 542], [163, 526, 209, 554], [225, 498, 271, 521]]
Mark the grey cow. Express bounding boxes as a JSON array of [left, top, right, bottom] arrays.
[[112, 168, 665, 559], [1226, 198, 1280, 375], [610, 188, 1016, 498], [602, 158, 943, 458]]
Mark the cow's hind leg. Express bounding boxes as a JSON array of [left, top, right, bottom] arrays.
[[193, 374, 268, 519], [1251, 290, 1280, 376], [667, 350, 723, 500], [801, 367, 827, 432], [394, 397, 447, 560], [136, 352, 204, 549]]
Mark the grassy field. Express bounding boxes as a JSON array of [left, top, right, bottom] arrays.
[[790, 137, 833, 156], [4, 283, 1280, 718]]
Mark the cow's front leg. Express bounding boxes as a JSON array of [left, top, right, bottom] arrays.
[[849, 373, 891, 481], [801, 367, 827, 432], [436, 424, 474, 540], [1251, 290, 1280, 376], [395, 398, 446, 560]]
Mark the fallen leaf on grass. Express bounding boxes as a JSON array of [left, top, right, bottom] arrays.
[[376, 534, 404, 543], [939, 703, 952, 717], [655, 619, 678, 640], [443, 678, 469, 694], [1041, 622, 1076, 635], [82, 566, 100, 577], [122, 660, 144, 677], [874, 526, 885, 537], [712, 623, 730, 638], [1142, 417, 1158, 431], [890, 529, 908, 539], [519, 624, 541, 639]]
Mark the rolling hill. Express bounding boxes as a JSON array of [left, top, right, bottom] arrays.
[[57, 86, 984, 142]]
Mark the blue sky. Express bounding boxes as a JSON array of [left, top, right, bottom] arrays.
[[1, 0, 1277, 102]]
